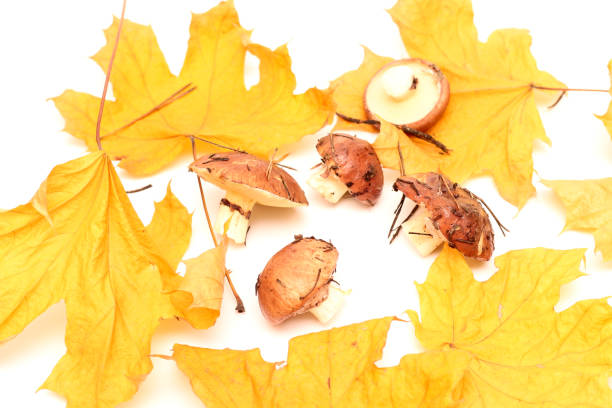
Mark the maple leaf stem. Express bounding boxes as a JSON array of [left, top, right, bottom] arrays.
[[125, 184, 152, 194], [102, 84, 197, 139], [335, 112, 450, 154], [190, 136, 245, 313], [529, 84, 609, 93], [95, 0, 127, 151]]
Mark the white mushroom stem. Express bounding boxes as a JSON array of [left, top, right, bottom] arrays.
[[307, 166, 348, 204], [382, 64, 416, 101], [309, 283, 349, 324], [401, 201, 445, 256], [214, 191, 256, 244]]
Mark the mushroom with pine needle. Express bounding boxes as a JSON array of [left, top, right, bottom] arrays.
[[256, 236, 348, 325], [364, 58, 450, 131], [307, 133, 384, 205], [189, 152, 308, 244], [390, 172, 506, 261]]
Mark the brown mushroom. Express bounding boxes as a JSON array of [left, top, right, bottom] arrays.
[[256, 235, 347, 325], [392, 172, 495, 261], [364, 58, 450, 131], [189, 152, 308, 244], [307, 133, 384, 205]]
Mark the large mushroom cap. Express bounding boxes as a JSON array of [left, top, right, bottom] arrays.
[[364, 58, 450, 131], [315, 134, 384, 205], [256, 236, 339, 325], [394, 173, 494, 260], [190, 152, 308, 207]]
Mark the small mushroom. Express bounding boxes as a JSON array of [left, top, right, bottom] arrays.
[[189, 152, 308, 244], [256, 235, 347, 325], [307, 133, 384, 205], [364, 58, 450, 131], [393, 172, 494, 261]]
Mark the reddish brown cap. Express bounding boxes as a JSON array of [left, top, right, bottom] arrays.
[[256, 236, 338, 325], [315, 134, 384, 205], [190, 152, 307, 207], [393, 173, 494, 261]]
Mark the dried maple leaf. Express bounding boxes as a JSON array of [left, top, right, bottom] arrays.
[[0, 152, 185, 407], [332, 0, 565, 208], [172, 246, 612, 407], [146, 183, 193, 272], [544, 178, 612, 262], [170, 243, 228, 329], [0, 151, 230, 407], [53, 1, 332, 176]]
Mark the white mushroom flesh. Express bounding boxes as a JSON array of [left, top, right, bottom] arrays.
[[401, 201, 445, 256], [309, 282, 349, 324], [382, 64, 415, 101], [366, 61, 441, 125], [214, 191, 256, 244], [307, 166, 348, 204]]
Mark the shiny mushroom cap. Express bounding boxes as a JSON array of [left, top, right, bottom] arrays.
[[189, 151, 308, 207], [315, 134, 384, 205], [364, 58, 450, 131], [393, 172, 494, 260], [256, 236, 339, 325]]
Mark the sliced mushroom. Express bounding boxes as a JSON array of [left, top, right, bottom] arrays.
[[307, 133, 384, 205], [256, 235, 347, 325], [393, 173, 494, 261], [189, 152, 308, 244], [364, 58, 450, 131]]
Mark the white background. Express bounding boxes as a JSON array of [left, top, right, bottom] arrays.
[[1, 0, 611, 406]]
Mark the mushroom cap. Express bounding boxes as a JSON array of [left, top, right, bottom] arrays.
[[256, 236, 339, 325], [315, 134, 384, 205], [364, 58, 450, 131], [190, 152, 308, 207], [393, 173, 494, 261]]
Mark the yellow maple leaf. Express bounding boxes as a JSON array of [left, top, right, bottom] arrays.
[[0, 152, 178, 407], [53, 1, 332, 176], [596, 60, 612, 140], [332, 0, 564, 208], [172, 246, 612, 407], [544, 178, 612, 262], [146, 183, 193, 271], [170, 244, 228, 329]]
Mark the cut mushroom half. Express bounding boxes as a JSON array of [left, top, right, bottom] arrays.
[[256, 236, 348, 325], [391, 172, 495, 261], [307, 133, 384, 205], [364, 58, 450, 132], [189, 152, 308, 244]]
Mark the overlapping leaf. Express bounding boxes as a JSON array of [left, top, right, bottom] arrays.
[[53, 1, 332, 176], [170, 243, 227, 329], [173, 246, 612, 407], [0, 152, 182, 407], [544, 178, 612, 261], [332, 0, 565, 208]]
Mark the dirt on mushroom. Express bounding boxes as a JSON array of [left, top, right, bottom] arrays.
[[308, 133, 384, 205], [391, 172, 499, 261]]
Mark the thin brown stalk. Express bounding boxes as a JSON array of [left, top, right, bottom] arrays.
[[125, 184, 152, 194], [102, 84, 196, 139], [95, 0, 127, 150]]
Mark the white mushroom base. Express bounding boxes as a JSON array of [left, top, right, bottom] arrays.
[[310, 283, 349, 324], [214, 192, 256, 244], [307, 166, 348, 204], [401, 201, 445, 256]]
